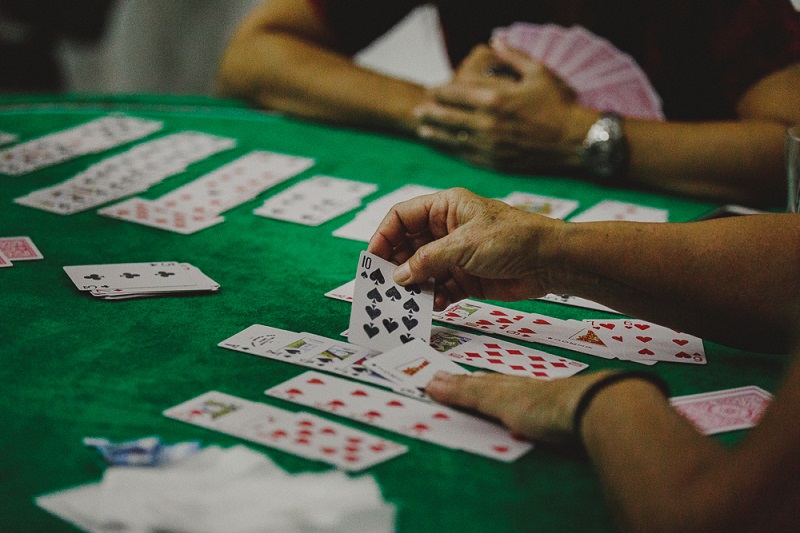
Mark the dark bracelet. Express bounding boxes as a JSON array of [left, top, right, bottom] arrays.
[[572, 371, 670, 445]]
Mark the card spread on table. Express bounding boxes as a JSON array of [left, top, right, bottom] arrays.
[[100, 151, 315, 234], [325, 279, 355, 302], [63, 262, 219, 300], [349, 251, 434, 352], [0, 131, 18, 146], [537, 293, 620, 314], [568, 200, 669, 223], [584, 319, 706, 364], [0, 236, 43, 265], [493, 23, 663, 120], [333, 184, 440, 242], [0, 115, 163, 175], [498, 192, 579, 219], [670, 386, 772, 435], [164, 390, 407, 471], [254, 175, 377, 226], [265, 371, 533, 462], [15, 132, 236, 215]]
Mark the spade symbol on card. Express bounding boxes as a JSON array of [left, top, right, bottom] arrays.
[[369, 268, 385, 285], [400, 333, 414, 344], [404, 284, 421, 295], [402, 316, 418, 331], [403, 298, 420, 313], [366, 288, 383, 303], [382, 318, 399, 333], [363, 324, 380, 338], [365, 305, 382, 320], [385, 286, 401, 301]]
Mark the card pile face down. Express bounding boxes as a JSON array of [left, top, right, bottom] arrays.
[[670, 386, 772, 435], [0, 236, 43, 267], [164, 390, 407, 471], [15, 132, 236, 215], [349, 251, 434, 352], [333, 184, 440, 242], [0, 115, 163, 175], [63, 262, 219, 300], [266, 371, 533, 462], [493, 23, 663, 120], [254, 175, 377, 226], [99, 151, 315, 234]]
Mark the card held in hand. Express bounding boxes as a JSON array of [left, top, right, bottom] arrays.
[[349, 251, 434, 352]]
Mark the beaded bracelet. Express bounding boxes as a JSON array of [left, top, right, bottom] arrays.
[[572, 371, 670, 445]]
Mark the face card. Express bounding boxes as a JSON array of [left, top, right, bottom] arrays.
[[349, 251, 434, 352], [163, 391, 281, 434], [670, 386, 772, 435], [218, 324, 305, 358], [265, 371, 533, 462], [428, 326, 483, 357], [0, 236, 43, 261]]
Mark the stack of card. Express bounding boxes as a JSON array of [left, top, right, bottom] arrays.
[[164, 391, 407, 471], [333, 184, 440, 242], [583, 319, 706, 365], [670, 386, 772, 435], [63, 261, 219, 300], [37, 445, 397, 532], [0, 115, 163, 175], [497, 191, 579, 219], [568, 200, 669, 222], [493, 23, 663, 120], [254, 175, 378, 226], [15, 132, 236, 215], [0, 236, 44, 267], [99, 151, 315, 234]]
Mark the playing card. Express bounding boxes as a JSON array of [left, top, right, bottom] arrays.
[[163, 391, 281, 434], [448, 336, 588, 379], [254, 175, 377, 226], [428, 326, 483, 357], [498, 192, 579, 219], [0, 115, 163, 175], [537, 293, 620, 314], [0, 236, 43, 261], [324, 279, 355, 302], [88, 263, 219, 300], [670, 386, 772, 435], [568, 200, 669, 223], [349, 251, 434, 352], [218, 324, 306, 358], [64, 262, 199, 292], [0, 131, 17, 146], [265, 371, 533, 462], [98, 198, 226, 235], [584, 319, 706, 364], [0, 249, 12, 268], [363, 339, 470, 397], [333, 184, 440, 242]]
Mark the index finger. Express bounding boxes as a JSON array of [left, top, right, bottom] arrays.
[[367, 193, 440, 260]]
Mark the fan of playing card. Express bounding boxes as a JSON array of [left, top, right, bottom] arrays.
[[493, 23, 664, 120], [63, 261, 219, 300]]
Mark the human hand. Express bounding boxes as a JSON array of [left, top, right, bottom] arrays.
[[367, 187, 562, 310], [425, 370, 616, 445], [412, 41, 592, 172]]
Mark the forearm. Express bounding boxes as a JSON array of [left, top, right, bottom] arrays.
[[537, 214, 800, 351], [218, 30, 426, 133]]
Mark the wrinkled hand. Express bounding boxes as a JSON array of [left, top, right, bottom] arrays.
[[426, 370, 616, 445], [413, 41, 584, 172], [367, 187, 562, 310]]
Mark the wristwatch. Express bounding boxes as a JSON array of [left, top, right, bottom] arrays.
[[580, 112, 629, 180]]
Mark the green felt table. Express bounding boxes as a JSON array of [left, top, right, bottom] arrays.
[[0, 94, 787, 533]]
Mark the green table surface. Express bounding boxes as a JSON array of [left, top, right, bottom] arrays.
[[0, 94, 787, 533]]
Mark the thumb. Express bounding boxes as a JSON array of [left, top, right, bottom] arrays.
[[393, 231, 468, 286]]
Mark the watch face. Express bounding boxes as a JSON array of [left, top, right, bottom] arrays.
[[582, 114, 627, 179]]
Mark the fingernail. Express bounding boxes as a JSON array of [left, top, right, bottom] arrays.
[[417, 126, 433, 138], [433, 371, 452, 381], [394, 262, 411, 284]]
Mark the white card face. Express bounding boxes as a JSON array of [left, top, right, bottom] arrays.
[[584, 319, 706, 364], [498, 192, 579, 219], [428, 326, 483, 356], [63, 262, 199, 291], [537, 293, 620, 314], [265, 371, 533, 462], [164, 391, 406, 471], [349, 251, 434, 352], [217, 324, 305, 358], [0, 131, 18, 146], [364, 339, 470, 393], [569, 200, 669, 223], [324, 279, 355, 302], [0, 116, 163, 175]]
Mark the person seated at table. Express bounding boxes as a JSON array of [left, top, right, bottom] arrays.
[[217, 0, 800, 206], [367, 187, 800, 532]]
